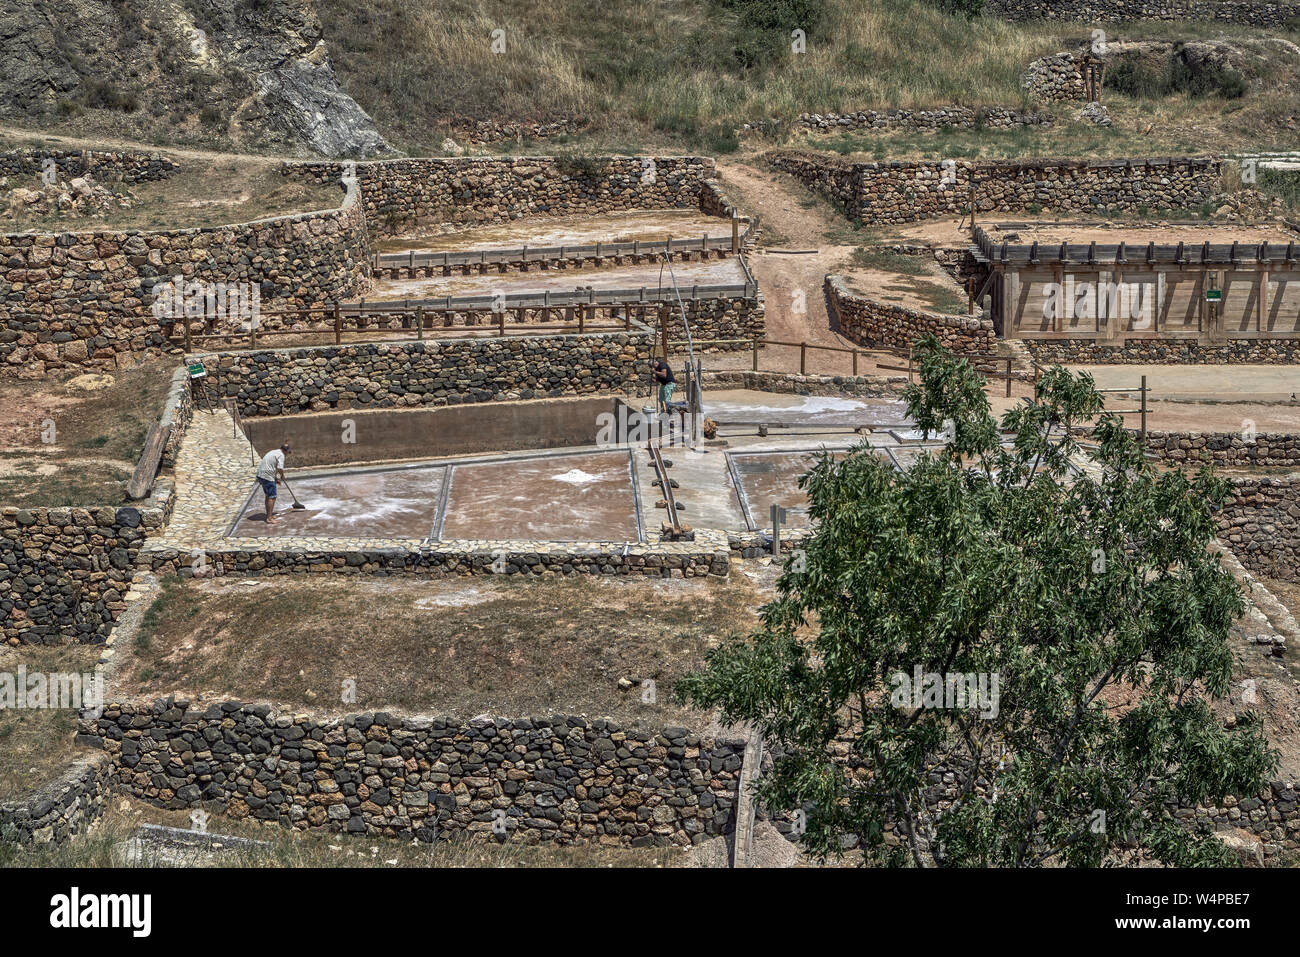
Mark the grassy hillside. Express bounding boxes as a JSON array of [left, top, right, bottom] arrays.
[[317, 0, 1300, 156], [316, 0, 1055, 151]]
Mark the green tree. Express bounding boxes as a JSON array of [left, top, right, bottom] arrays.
[[678, 337, 1276, 866]]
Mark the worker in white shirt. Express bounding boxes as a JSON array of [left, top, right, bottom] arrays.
[[255, 442, 291, 524]]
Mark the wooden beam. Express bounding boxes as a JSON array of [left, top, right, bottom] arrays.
[[127, 423, 168, 501]]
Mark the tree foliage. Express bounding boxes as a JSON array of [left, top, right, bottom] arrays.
[[678, 336, 1276, 866]]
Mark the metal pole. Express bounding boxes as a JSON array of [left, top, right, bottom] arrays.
[[1140, 375, 1148, 441]]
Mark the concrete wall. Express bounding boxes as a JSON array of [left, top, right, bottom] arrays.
[[243, 395, 621, 466], [283, 156, 719, 230], [826, 275, 996, 353], [768, 151, 1222, 225], [987, 0, 1300, 26], [85, 701, 744, 847], [196, 331, 651, 418]]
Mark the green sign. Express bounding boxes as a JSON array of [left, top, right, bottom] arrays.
[[1205, 289, 1223, 302], [188, 363, 207, 378]]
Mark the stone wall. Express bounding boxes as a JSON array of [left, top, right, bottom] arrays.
[[987, 0, 1300, 27], [0, 177, 370, 378], [0, 148, 180, 184], [159, 366, 196, 469], [1022, 53, 1091, 102], [0, 752, 112, 845], [84, 701, 743, 847], [144, 540, 730, 580], [194, 331, 651, 417], [1145, 431, 1300, 469], [797, 106, 1051, 132], [1023, 338, 1300, 365], [767, 151, 1221, 225], [1217, 474, 1300, 582], [825, 275, 996, 353], [283, 156, 719, 230], [0, 500, 170, 645]]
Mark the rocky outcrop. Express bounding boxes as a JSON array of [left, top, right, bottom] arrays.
[[0, 0, 391, 159]]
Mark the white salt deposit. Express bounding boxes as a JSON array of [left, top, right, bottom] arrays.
[[551, 468, 602, 485]]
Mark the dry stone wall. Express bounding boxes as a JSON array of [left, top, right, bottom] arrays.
[[1022, 53, 1091, 102], [0, 753, 112, 845], [0, 148, 180, 184], [1217, 474, 1300, 582], [1145, 431, 1300, 469], [826, 275, 996, 353], [85, 701, 744, 847], [0, 499, 171, 645], [768, 151, 1221, 225], [987, 0, 1300, 27], [283, 156, 719, 230], [797, 107, 1050, 132], [196, 332, 650, 418], [1024, 338, 1300, 364], [0, 179, 370, 378]]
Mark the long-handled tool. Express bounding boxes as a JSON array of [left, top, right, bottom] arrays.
[[280, 477, 307, 510]]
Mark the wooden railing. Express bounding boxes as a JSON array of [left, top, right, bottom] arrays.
[[668, 337, 1017, 396], [373, 221, 753, 273]]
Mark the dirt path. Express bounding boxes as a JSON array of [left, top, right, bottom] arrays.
[[713, 158, 865, 376]]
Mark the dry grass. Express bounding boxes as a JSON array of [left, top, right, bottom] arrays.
[[316, 0, 1300, 157], [1, 153, 340, 233], [118, 573, 769, 724], [0, 644, 102, 802], [1, 798, 693, 867], [0, 359, 175, 506]]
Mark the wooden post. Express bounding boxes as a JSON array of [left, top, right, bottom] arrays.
[[417, 305, 424, 340], [852, 349, 858, 376], [800, 341, 806, 375], [752, 337, 759, 371], [183, 314, 192, 353], [731, 209, 740, 254], [334, 302, 341, 344], [578, 305, 585, 334], [498, 308, 506, 336], [1258, 264, 1267, 333], [1005, 357, 1012, 398]]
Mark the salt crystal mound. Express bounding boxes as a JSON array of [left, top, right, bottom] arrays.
[[551, 468, 602, 485]]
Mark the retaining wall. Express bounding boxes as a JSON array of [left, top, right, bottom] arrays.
[[1145, 431, 1300, 469], [0, 499, 171, 645], [768, 151, 1221, 225], [987, 0, 1300, 26], [283, 156, 719, 230], [0, 179, 370, 378], [1217, 474, 1300, 582], [194, 331, 651, 418], [242, 395, 621, 466], [797, 106, 1051, 132], [1023, 338, 1300, 364], [0, 148, 180, 184], [825, 275, 996, 353], [84, 701, 744, 847], [0, 753, 113, 845]]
